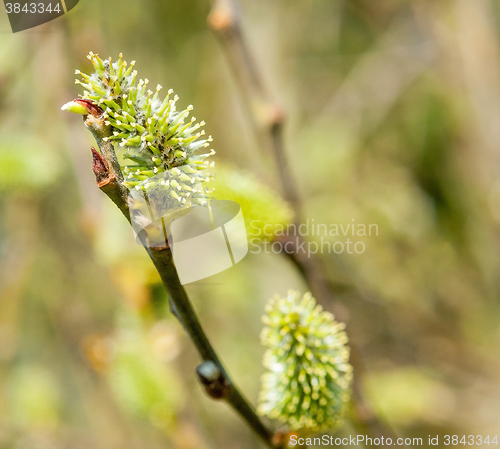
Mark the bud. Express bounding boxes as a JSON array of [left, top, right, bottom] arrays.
[[61, 100, 88, 115], [196, 361, 229, 399], [91, 147, 109, 184]]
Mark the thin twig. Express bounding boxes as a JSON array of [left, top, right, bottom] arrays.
[[207, 1, 401, 445], [83, 109, 279, 449], [207, 1, 334, 307], [207, 1, 301, 215]]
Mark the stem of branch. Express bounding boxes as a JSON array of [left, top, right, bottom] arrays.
[[84, 111, 279, 449]]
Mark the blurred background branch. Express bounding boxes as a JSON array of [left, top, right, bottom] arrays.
[[208, 0, 401, 445], [208, 0, 301, 215]]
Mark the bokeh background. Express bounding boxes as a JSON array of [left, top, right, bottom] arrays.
[[1, 0, 500, 448]]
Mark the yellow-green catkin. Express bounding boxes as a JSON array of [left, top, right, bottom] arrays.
[[258, 290, 352, 433], [64, 52, 214, 208]]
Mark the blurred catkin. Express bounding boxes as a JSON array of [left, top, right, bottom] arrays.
[[258, 290, 352, 433]]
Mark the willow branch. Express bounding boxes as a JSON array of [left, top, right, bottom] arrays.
[[83, 110, 279, 449]]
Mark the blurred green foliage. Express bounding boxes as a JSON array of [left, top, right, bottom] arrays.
[[0, 136, 61, 192], [107, 309, 183, 430], [1, 0, 500, 448], [212, 163, 293, 241]]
